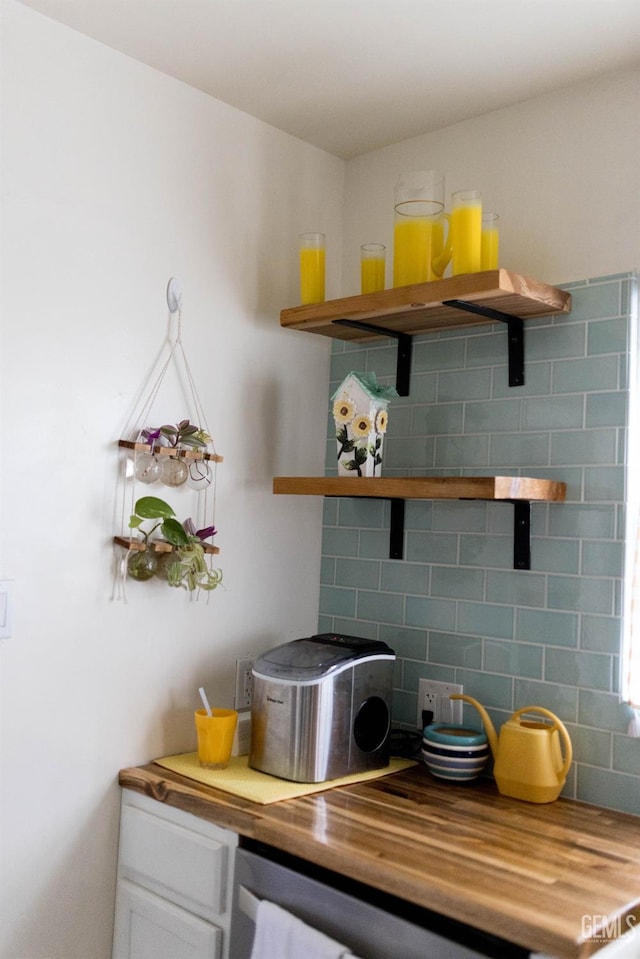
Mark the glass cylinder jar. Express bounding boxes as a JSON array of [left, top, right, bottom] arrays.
[[393, 170, 445, 287]]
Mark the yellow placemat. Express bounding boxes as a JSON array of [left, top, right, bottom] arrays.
[[154, 752, 416, 805]]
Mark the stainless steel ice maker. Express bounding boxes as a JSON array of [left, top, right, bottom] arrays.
[[249, 633, 395, 783]]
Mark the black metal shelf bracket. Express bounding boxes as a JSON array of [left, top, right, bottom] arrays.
[[334, 299, 523, 393], [511, 500, 532, 570], [331, 493, 532, 567], [389, 499, 405, 559], [332, 319, 413, 396], [388, 496, 532, 567], [442, 299, 525, 387]]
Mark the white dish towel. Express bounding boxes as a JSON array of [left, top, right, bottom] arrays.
[[249, 899, 353, 959]]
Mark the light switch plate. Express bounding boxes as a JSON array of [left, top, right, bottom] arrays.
[[0, 580, 14, 638]]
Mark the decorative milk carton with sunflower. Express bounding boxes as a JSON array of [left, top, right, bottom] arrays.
[[331, 372, 398, 477]]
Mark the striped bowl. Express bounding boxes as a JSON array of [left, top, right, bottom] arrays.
[[422, 723, 490, 783]]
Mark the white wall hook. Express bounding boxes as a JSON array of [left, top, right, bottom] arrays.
[[166, 277, 183, 314]]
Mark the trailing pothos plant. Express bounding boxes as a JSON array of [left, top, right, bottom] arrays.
[[127, 495, 222, 592]]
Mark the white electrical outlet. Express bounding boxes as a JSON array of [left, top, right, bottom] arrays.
[[417, 679, 463, 728], [235, 657, 255, 710]]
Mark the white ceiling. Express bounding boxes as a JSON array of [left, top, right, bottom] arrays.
[[17, 0, 640, 158]]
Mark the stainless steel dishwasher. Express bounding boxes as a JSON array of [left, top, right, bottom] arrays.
[[230, 839, 531, 959]]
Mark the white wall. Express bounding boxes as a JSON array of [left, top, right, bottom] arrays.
[[2, 3, 639, 957], [0, 3, 343, 957], [341, 67, 640, 294]]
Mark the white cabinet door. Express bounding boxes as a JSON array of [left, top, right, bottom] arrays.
[[113, 879, 222, 959]]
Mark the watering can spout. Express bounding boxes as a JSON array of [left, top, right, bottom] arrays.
[[450, 694, 499, 760]]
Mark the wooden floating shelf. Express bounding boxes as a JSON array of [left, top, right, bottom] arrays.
[[280, 270, 571, 393], [280, 270, 571, 340], [273, 476, 566, 501], [273, 475, 566, 569], [118, 440, 223, 463], [113, 536, 220, 556]]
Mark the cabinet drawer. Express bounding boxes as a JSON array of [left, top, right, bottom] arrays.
[[118, 791, 236, 922], [113, 879, 222, 959]]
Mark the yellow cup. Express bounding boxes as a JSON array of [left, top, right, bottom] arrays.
[[299, 232, 325, 304], [194, 708, 238, 769], [450, 189, 482, 275], [481, 212, 500, 270], [360, 243, 386, 293]]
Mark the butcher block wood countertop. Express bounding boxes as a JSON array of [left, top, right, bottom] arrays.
[[119, 762, 640, 959]]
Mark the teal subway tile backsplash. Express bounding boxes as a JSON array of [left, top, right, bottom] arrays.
[[437, 368, 492, 402], [544, 647, 612, 692], [551, 504, 616, 538], [405, 531, 458, 564], [429, 631, 483, 669], [405, 596, 456, 631], [584, 467, 625, 502], [577, 766, 639, 817], [414, 337, 466, 372], [526, 322, 586, 360], [570, 724, 612, 768], [484, 640, 543, 679], [522, 395, 584, 430], [318, 273, 639, 815], [547, 574, 614, 614], [582, 539, 624, 577], [431, 565, 484, 600], [434, 434, 490, 467], [489, 432, 550, 467], [516, 608, 579, 647], [549, 428, 617, 465], [380, 560, 428, 595], [567, 281, 622, 320], [513, 679, 578, 722], [457, 601, 514, 639], [464, 398, 521, 433], [585, 391, 627, 427], [588, 317, 629, 355], [485, 569, 547, 607], [613, 733, 640, 775], [335, 558, 380, 590], [319, 585, 356, 618], [581, 614, 622, 653], [551, 355, 619, 394], [356, 589, 404, 625]]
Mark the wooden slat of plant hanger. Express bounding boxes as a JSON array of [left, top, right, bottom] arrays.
[[113, 536, 220, 555], [118, 439, 224, 463]]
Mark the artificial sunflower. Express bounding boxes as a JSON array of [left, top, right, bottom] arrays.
[[375, 409, 389, 434], [332, 395, 356, 424], [352, 414, 373, 437]]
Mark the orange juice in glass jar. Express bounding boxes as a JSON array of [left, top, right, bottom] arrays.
[[392, 171, 446, 287]]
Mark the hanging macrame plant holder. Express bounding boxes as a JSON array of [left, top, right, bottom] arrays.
[[113, 278, 223, 602]]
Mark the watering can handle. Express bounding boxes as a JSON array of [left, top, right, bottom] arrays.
[[512, 706, 573, 781]]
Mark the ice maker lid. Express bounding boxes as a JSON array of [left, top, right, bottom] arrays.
[[254, 633, 394, 681]]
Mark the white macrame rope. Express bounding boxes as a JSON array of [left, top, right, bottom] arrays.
[[113, 299, 219, 602]]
